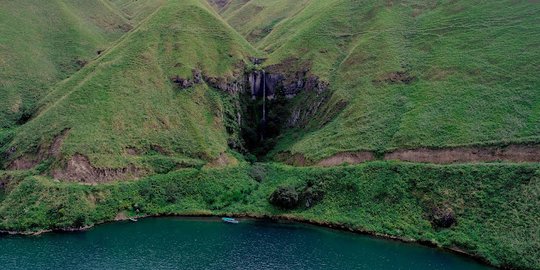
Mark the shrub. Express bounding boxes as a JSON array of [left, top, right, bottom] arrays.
[[269, 186, 299, 209]]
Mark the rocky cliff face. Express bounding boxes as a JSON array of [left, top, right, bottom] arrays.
[[167, 58, 333, 159], [248, 71, 283, 98], [240, 59, 331, 157], [171, 68, 245, 94], [247, 67, 328, 99]]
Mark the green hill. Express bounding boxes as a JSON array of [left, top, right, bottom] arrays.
[[0, 1, 539, 269], [2, 0, 257, 180], [0, 0, 162, 128], [218, 0, 310, 44], [251, 0, 540, 161]]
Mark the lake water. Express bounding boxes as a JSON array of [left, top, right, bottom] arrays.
[[0, 217, 493, 270]]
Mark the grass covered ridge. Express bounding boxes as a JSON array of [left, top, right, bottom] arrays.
[[250, 0, 540, 160], [1, 162, 538, 269], [0, 0, 164, 128], [3, 0, 258, 170]]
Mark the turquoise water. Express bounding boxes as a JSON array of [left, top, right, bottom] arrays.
[[0, 217, 493, 270]]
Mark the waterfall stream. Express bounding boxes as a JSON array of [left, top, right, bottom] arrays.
[[261, 70, 266, 141]]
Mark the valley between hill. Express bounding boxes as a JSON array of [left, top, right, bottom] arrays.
[[0, 0, 539, 269]]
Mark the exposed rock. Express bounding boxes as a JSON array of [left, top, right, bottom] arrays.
[[171, 69, 242, 93], [429, 206, 457, 228], [248, 71, 284, 98], [249, 57, 265, 65], [192, 69, 203, 84], [247, 59, 328, 100], [269, 186, 299, 209], [171, 75, 194, 89], [49, 129, 70, 158], [286, 91, 337, 128], [203, 74, 242, 94], [7, 156, 36, 170], [51, 154, 143, 183], [114, 212, 128, 221]]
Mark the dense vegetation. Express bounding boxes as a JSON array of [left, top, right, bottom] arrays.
[[1, 1, 538, 269], [1, 162, 538, 269]]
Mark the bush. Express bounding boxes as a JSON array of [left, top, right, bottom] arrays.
[[269, 186, 299, 209], [429, 206, 457, 228]]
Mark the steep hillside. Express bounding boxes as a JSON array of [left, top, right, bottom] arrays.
[[247, 0, 540, 162], [0, 0, 163, 128], [2, 0, 258, 182], [0, 1, 538, 269]]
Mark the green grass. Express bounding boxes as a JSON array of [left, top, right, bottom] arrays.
[[247, 0, 540, 160], [1, 2, 539, 269], [4, 0, 258, 169], [4, 0, 539, 164], [0, 0, 163, 128], [220, 0, 310, 45], [1, 162, 538, 269]]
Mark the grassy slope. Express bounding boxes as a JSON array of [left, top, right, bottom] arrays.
[[252, 0, 540, 160], [0, 0, 163, 128], [220, 0, 310, 45], [0, 1, 538, 269], [0, 162, 538, 269], [5, 0, 258, 169], [108, 0, 166, 22]]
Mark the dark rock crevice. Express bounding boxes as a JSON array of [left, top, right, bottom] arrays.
[[171, 66, 245, 94], [168, 59, 332, 159], [238, 59, 331, 159]]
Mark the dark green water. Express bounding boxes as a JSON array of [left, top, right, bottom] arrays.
[[0, 217, 493, 270]]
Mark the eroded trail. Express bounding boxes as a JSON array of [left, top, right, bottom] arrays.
[[279, 144, 540, 167]]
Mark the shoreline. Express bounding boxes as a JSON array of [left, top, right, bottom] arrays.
[[0, 212, 498, 269]]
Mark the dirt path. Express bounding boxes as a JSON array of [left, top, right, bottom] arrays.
[[384, 145, 540, 164], [283, 144, 540, 166]]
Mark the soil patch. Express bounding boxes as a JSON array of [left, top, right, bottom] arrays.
[[51, 154, 144, 184], [317, 152, 375, 167], [7, 129, 70, 170], [385, 145, 540, 164], [279, 144, 540, 166], [275, 152, 313, 166]]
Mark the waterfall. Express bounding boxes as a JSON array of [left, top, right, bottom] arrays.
[[262, 70, 266, 123], [261, 70, 266, 141]]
